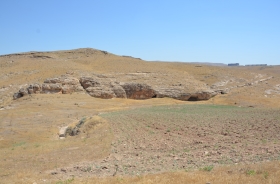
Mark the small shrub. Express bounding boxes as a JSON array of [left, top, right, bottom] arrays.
[[263, 171, 269, 179], [77, 117, 86, 128], [56, 176, 74, 184], [201, 165, 214, 172], [246, 170, 256, 176]]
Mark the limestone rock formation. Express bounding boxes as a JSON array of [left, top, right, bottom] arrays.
[[13, 88, 29, 99], [154, 87, 216, 101], [13, 76, 85, 99], [27, 84, 41, 94], [41, 83, 62, 94], [120, 83, 156, 99], [79, 76, 127, 98], [44, 76, 84, 94], [85, 86, 115, 99], [112, 84, 127, 98], [13, 74, 219, 101], [79, 77, 101, 89]]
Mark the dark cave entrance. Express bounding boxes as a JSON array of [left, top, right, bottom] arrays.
[[188, 96, 199, 101]]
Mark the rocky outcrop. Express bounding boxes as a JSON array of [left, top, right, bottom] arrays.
[[41, 83, 62, 94], [13, 88, 29, 99], [44, 76, 84, 94], [79, 77, 101, 89], [85, 86, 116, 99], [112, 84, 127, 98], [27, 84, 41, 94], [13, 76, 85, 99], [188, 91, 217, 101], [154, 87, 216, 101], [121, 83, 155, 99], [13, 74, 218, 101], [79, 77, 127, 99]]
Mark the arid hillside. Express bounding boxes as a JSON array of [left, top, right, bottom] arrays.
[[1, 48, 279, 108], [0, 48, 279, 183]]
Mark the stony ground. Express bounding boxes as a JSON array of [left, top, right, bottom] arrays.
[[49, 105, 280, 180]]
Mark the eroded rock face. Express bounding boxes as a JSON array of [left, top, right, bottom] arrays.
[[120, 83, 156, 99], [41, 83, 62, 94], [188, 91, 216, 101], [79, 77, 127, 99], [86, 86, 115, 99], [154, 87, 216, 101], [79, 77, 101, 89], [112, 84, 127, 98], [13, 92, 23, 100], [13, 76, 85, 99], [44, 76, 84, 94], [27, 84, 41, 94], [13, 74, 218, 101]]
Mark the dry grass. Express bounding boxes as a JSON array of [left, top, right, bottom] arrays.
[[74, 161, 280, 184]]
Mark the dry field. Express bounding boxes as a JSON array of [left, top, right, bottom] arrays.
[[0, 48, 280, 183]]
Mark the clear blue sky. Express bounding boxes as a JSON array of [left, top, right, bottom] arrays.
[[1, 0, 280, 65]]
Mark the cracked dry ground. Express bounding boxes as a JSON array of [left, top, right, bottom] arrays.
[[52, 104, 280, 179]]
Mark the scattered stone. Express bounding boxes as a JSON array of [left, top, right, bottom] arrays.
[[51, 171, 58, 175], [59, 126, 68, 138]]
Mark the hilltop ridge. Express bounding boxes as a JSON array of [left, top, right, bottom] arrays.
[[1, 48, 279, 108]]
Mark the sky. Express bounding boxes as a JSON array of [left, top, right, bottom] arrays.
[[1, 0, 280, 65]]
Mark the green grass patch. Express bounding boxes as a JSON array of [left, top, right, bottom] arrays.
[[13, 141, 26, 147], [200, 165, 214, 172], [246, 170, 256, 176]]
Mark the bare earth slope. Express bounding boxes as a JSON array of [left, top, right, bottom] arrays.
[[0, 48, 279, 183]]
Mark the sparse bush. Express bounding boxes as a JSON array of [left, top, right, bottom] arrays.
[[201, 165, 214, 172], [246, 170, 256, 176], [263, 171, 269, 179], [56, 177, 74, 184]]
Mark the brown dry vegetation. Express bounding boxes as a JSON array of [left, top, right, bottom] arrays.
[[0, 48, 280, 183]]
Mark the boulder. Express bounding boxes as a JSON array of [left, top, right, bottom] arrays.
[[61, 85, 84, 94], [19, 88, 28, 95], [112, 85, 127, 98], [27, 84, 41, 94], [59, 126, 68, 138], [13, 92, 23, 100], [85, 87, 115, 99], [45, 76, 84, 94], [79, 77, 101, 89], [13, 87, 32, 99], [13, 88, 28, 99], [80, 77, 127, 99]]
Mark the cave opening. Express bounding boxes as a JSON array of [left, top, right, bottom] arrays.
[[152, 94, 157, 98], [188, 96, 199, 101]]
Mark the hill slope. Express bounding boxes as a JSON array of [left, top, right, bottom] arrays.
[[0, 48, 279, 183]]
